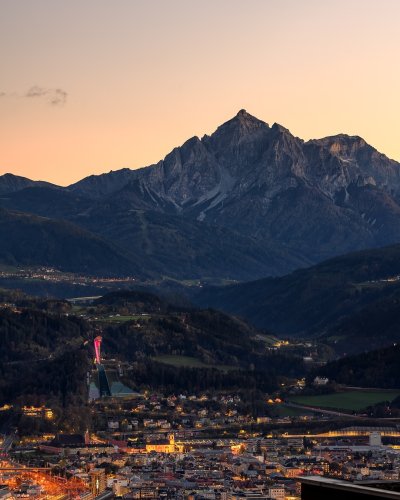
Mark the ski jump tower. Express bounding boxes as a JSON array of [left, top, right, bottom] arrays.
[[93, 335, 112, 397], [94, 336, 102, 365]]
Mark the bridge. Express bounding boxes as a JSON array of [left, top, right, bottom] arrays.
[[281, 427, 400, 438], [0, 433, 15, 453]]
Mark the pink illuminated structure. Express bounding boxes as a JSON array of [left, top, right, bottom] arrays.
[[94, 336, 102, 364]]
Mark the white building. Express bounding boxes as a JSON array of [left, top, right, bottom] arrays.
[[313, 376, 329, 386], [268, 485, 285, 500], [369, 432, 382, 447]]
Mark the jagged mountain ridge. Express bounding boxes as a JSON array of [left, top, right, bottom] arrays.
[[68, 110, 400, 264], [2, 109, 400, 278], [70, 110, 400, 205]]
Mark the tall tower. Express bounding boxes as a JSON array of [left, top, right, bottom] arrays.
[[94, 336, 102, 364], [93, 335, 112, 397]]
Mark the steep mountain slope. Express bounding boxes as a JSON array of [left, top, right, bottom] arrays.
[[67, 110, 400, 266], [194, 243, 400, 344], [321, 294, 400, 355], [0, 208, 140, 276], [0, 307, 88, 363], [0, 187, 308, 280], [68, 167, 137, 199], [74, 205, 308, 280]]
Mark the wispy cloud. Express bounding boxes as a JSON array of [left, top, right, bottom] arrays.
[[0, 86, 68, 106]]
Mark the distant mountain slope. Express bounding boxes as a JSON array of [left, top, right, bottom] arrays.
[[3, 110, 400, 280], [1, 188, 309, 280], [0, 186, 92, 218], [68, 167, 137, 199], [194, 243, 400, 344], [315, 344, 400, 389], [0, 208, 140, 276], [74, 206, 309, 280], [320, 293, 400, 355], [66, 110, 400, 266]]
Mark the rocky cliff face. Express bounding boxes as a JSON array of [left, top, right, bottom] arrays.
[[71, 109, 400, 264], [2, 110, 400, 279]]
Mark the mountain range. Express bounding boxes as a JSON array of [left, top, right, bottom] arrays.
[[2, 109, 400, 280]]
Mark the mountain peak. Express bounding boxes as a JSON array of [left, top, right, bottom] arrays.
[[234, 108, 265, 125], [207, 110, 269, 147], [0, 172, 55, 195], [236, 108, 250, 117]]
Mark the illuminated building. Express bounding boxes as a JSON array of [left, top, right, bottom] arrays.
[[145, 434, 180, 453], [21, 405, 53, 419], [268, 485, 285, 500]]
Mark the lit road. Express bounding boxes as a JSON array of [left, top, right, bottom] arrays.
[[0, 457, 89, 499]]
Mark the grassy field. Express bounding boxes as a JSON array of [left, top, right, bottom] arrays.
[[291, 390, 400, 411], [152, 354, 235, 371], [70, 304, 85, 314]]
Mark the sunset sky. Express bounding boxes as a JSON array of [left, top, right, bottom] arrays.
[[1, 0, 400, 186]]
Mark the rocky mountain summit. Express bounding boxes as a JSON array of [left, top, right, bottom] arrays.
[[2, 110, 400, 279], [0, 173, 55, 195]]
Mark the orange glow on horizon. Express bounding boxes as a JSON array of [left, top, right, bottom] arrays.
[[1, 1, 400, 185]]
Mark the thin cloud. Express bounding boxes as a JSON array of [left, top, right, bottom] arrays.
[[0, 86, 68, 106], [25, 85, 48, 98], [49, 88, 68, 106], [25, 86, 68, 106]]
